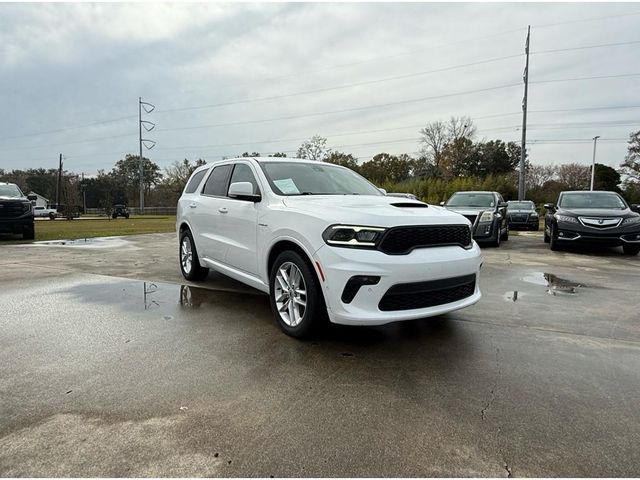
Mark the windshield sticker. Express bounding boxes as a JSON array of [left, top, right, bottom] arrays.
[[273, 178, 300, 194]]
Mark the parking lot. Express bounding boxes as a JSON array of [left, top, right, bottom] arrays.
[[1, 231, 639, 477]]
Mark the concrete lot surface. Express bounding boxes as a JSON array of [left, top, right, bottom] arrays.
[[1, 232, 639, 476]]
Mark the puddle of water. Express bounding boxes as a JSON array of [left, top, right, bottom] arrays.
[[503, 291, 525, 302], [31, 236, 134, 249], [522, 272, 587, 296]]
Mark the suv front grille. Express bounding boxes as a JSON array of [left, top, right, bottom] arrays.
[[378, 274, 476, 311], [378, 225, 472, 254], [0, 202, 27, 218]]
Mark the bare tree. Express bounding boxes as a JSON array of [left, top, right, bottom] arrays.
[[418, 121, 448, 168], [620, 130, 640, 181], [556, 163, 590, 190], [297, 135, 331, 161], [526, 164, 556, 190], [448, 116, 477, 142]]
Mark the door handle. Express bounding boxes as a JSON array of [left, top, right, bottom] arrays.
[[218, 207, 228, 214], [189, 203, 197, 208]]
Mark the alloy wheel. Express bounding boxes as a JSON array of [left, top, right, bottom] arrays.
[[274, 261, 308, 327], [181, 237, 193, 275]]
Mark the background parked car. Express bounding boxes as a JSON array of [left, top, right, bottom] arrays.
[[33, 206, 58, 220], [543, 190, 640, 255], [441, 191, 509, 247], [112, 204, 130, 219], [507, 200, 539, 230], [386, 192, 418, 200], [0, 182, 35, 240]]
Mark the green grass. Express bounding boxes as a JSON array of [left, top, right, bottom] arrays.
[[22, 215, 176, 242]]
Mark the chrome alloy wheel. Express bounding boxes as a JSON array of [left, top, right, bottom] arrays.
[[181, 236, 193, 275], [274, 261, 307, 327]]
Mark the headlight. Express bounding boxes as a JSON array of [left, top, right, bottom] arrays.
[[531, 212, 539, 217], [479, 211, 494, 222], [22, 202, 32, 214], [622, 216, 640, 225], [555, 214, 578, 224], [322, 225, 386, 248]]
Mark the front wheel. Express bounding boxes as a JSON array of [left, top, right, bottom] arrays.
[[549, 224, 561, 251], [623, 245, 640, 255], [269, 251, 324, 338], [179, 230, 209, 281], [23, 224, 35, 240]]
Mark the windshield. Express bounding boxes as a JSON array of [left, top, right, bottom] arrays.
[[508, 201, 534, 209], [0, 184, 23, 198], [446, 192, 495, 208], [260, 162, 382, 196], [559, 192, 627, 209]]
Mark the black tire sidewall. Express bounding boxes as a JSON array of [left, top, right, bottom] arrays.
[[179, 230, 208, 281], [269, 250, 322, 338]]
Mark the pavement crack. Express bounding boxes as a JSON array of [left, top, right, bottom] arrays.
[[504, 461, 513, 478]]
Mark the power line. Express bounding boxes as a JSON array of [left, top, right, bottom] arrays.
[[532, 39, 640, 55], [530, 72, 640, 84], [156, 54, 524, 115], [532, 10, 640, 29]]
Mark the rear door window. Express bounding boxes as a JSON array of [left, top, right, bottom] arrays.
[[202, 165, 232, 197]]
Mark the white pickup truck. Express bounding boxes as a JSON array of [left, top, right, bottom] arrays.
[[33, 206, 58, 219]]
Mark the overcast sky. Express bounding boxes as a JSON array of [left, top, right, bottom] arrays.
[[0, 2, 639, 176]]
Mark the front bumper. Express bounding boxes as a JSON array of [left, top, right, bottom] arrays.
[[0, 217, 33, 234], [313, 242, 483, 326], [555, 223, 640, 247], [472, 221, 498, 240], [508, 215, 538, 228]]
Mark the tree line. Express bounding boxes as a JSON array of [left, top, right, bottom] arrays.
[[1, 117, 638, 209]]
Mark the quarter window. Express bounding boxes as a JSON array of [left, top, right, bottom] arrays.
[[184, 169, 208, 194], [202, 165, 232, 196]]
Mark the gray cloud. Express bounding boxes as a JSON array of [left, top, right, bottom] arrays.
[[0, 2, 638, 175]]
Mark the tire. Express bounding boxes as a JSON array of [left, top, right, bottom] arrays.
[[549, 224, 561, 251], [112, 213, 117, 219], [48, 213, 56, 220], [179, 229, 209, 281], [543, 223, 550, 243], [501, 224, 509, 241], [491, 225, 501, 247], [23, 224, 35, 240], [125, 213, 130, 219], [623, 245, 640, 255], [269, 250, 324, 338]]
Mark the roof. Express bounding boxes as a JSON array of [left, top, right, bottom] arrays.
[[561, 190, 619, 195]]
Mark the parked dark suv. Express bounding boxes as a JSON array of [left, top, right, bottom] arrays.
[[112, 204, 130, 219], [442, 191, 509, 247], [0, 182, 35, 240], [507, 200, 539, 230], [544, 190, 640, 255]]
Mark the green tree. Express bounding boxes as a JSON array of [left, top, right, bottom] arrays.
[[359, 153, 413, 184], [241, 152, 261, 157], [593, 163, 621, 192], [269, 152, 288, 157], [111, 154, 162, 205], [325, 151, 359, 171]]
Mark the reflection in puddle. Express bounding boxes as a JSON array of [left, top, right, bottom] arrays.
[[522, 272, 586, 296], [143, 282, 160, 310], [31, 237, 134, 249]]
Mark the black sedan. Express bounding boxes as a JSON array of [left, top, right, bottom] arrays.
[[507, 200, 540, 230], [441, 191, 509, 247], [544, 190, 640, 255]]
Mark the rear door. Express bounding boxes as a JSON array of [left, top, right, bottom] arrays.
[[196, 164, 233, 261]]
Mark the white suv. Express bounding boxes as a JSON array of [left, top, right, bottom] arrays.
[[177, 157, 482, 337]]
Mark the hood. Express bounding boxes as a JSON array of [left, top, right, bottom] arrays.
[[282, 195, 471, 227], [0, 196, 26, 202], [508, 209, 536, 214], [558, 207, 632, 217]]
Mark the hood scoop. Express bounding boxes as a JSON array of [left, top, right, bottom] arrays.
[[391, 202, 428, 208]]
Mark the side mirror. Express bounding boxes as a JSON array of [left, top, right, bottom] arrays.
[[439, 201, 445, 206], [543, 203, 556, 211], [378, 188, 387, 195], [228, 182, 261, 202], [27, 194, 37, 201], [498, 202, 508, 208]]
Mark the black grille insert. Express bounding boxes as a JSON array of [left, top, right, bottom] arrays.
[[378, 274, 476, 311], [378, 225, 472, 254], [0, 202, 27, 219]]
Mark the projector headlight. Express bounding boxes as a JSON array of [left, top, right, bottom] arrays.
[[555, 214, 578, 224], [322, 225, 386, 248], [479, 211, 494, 222], [622, 216, 640, 225]]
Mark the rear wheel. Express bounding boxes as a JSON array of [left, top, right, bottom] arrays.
[[543, 224, 550, 243], [623, 245, 640, 255], [179, 229, 209, 281], [501, 224, 509, 241], [269, 250, 324, 338]]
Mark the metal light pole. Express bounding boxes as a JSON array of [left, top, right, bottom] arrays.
[[590, 135, 600, 191], [518, 25, 530, 201]]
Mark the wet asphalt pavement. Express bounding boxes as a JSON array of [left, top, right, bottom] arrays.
[[1, 232, 639, 477]]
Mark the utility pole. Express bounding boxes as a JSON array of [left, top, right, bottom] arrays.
[[590, 135, 600, 191], [55, 153, 63, 207], [518, 25, 530, 201], [81, 172, 86, 214], [138, 97, 156, 214]]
